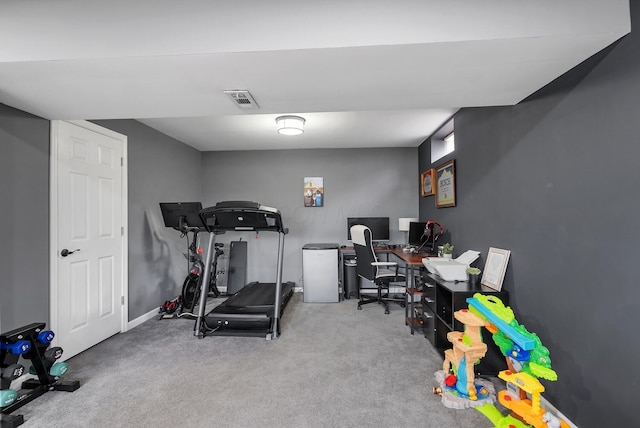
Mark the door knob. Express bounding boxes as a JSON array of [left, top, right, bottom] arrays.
[[60, 249, 80, 257]]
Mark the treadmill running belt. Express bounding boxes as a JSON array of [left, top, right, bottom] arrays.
[[222, 281, 280, 309], [204, 281, 295, 335]]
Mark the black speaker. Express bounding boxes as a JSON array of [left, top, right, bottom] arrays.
[[226, 241, 247, 295]]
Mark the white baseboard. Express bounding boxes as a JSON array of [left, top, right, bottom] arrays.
[[126, 307, 159, 330], [540, 396, 578, 428]]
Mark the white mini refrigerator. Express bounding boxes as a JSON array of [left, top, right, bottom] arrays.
[[302, 243, 340, 303]]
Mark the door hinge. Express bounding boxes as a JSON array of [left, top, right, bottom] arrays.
[[121, 157, 124, 166], [121, 296, 125, 305], [121, 226, 124, 236]]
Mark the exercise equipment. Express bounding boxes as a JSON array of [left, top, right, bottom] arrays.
[[43, 346, 63, 362], [180, 242, 224, 313], [226, 240, 247, 295], [194, 201, 295, 339], [159, 202, 222, 316], [36, 330, 54, 345], [0, 390, 17, 408], [1, 323, 80, 427], [49, 362, 69, 377], [0, 341, 30, 356], [0, 365, 24, 381], [26, 346, 66, 377], [0, 363, 23, 409]]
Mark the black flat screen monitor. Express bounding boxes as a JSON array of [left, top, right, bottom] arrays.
[[347, 217, 390, 241], [408, 221, 428, 246], [159, 202, 205, 230]]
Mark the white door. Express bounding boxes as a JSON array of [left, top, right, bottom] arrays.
[[50, 120, 128, 359]]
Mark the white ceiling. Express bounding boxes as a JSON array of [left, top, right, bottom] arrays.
[[0, 0, 630, 151]]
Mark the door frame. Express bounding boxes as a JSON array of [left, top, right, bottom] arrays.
[[49, 120, 129, 340]]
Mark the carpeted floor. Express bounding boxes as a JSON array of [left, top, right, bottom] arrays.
[[12, 293, 496, 427]]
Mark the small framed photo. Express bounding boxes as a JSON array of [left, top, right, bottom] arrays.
[[420, 169, 435, 197], [435, 159, 456, 208], [481, 247, 511, 291], [304, 177, 324, 207]]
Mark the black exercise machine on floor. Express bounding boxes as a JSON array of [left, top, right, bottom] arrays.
[[194, 201, 294, 339], [159, 202, 222, 316]]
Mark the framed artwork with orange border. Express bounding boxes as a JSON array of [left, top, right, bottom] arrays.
[[420, 169, 435, 197]]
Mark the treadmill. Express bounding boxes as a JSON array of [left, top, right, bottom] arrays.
[[194, 201, 295, 339]]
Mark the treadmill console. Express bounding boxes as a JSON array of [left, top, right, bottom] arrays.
[[200, 201, 286, 234]]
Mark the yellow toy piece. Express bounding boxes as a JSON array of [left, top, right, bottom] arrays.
[[498, 370, 570, 428]]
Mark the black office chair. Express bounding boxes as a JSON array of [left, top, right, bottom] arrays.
[[350, 225, 406, 314]]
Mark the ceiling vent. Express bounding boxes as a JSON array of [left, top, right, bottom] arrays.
[[224, 90, 259, 109]]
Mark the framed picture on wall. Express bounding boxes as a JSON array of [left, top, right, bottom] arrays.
[[304, 177, 324, 207], [420, 169, 435, 197], [435, 159, 456, 208], [481, 247, 511, 291]]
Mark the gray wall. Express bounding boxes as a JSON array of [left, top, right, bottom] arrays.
[[93, 120, 203, 320], [418, 7, 639, 426], [0, 105, 50, 332], [0, 113, 203, 329], [201, 148, 419, 287], [0, 111, 418, 326]]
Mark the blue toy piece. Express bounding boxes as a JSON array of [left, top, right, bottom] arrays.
[[455, 356, 468, 396], [466, 296, 535, 350], [509, 343, 531, 362]]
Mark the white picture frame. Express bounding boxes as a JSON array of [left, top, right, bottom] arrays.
[[481, 247, 511, 291]]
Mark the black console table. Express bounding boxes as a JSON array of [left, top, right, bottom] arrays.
[[421, 272, 509, 376]]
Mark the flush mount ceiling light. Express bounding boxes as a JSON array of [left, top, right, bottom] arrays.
[[275, 115, 305, 136]]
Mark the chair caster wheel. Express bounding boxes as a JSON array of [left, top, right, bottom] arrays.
[[385, 310, 390, 314], [357, 306, 362, 310]]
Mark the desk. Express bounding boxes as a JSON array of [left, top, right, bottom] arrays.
[[385, 248, 434, 334], [339, 245, 431, 262], [340, 246, 434, 334]]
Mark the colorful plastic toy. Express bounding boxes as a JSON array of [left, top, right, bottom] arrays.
[[466, 294, 570, 428], [442, 309, 488, 400], [434, 293, 571, 427], [433, 308, 496, 409]]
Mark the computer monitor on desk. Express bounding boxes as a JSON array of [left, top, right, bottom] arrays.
[[408, 222, 427, 247], [408, 221, 439, 255], [347, 217, 390, 243]]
